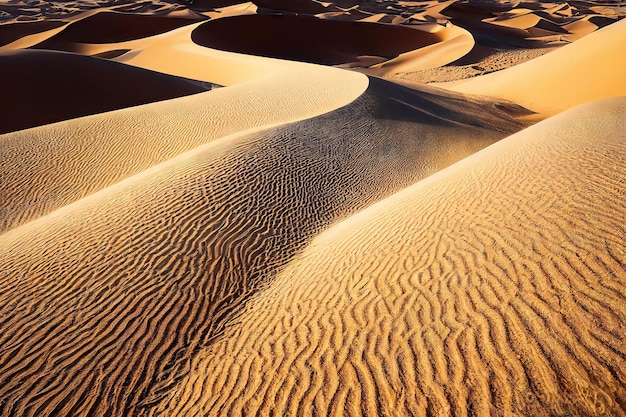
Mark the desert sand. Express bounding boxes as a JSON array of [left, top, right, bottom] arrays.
[[0, 1, 624, 416]]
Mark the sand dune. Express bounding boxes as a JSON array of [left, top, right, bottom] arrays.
[[0, 77, 528, 416], [156, 97, 626, 417], [442, 0, 618, 47], [190, 14, 469, 68], [0, 49, 212, 134], [0, 1, 187, 24], [441, 17, 626, 115], [0, 20, 65, 47], [28, 8, 472, 76], [34, 11, 202, 49], [0, 1, 624, 416]]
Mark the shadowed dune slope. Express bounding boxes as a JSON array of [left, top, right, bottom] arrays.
[[191, 14, 445, 65], [0, 80, 527, 417], [0, 20, 65, 47], [442, 18, 626, 114], [0, 49, 213, 134], [157, 97, 626, 417]]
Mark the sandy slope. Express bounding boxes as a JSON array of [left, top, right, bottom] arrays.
[[0, 49, 212, 134], [0, 19, 368, 233], [0, 78, 526, 417], [157, 97, 626, 417], [441, 18, 626, 115]]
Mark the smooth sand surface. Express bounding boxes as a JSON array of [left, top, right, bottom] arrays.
[[0, 1, 624, 416], [441, 18, 626, 115], [157, 97, 625, 417]]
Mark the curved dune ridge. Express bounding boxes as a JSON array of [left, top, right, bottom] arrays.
[[190, 13, 474, 74], [0, 78, 526, 416], [34, 11, 203, 47], [156, 97, 626, 417], [0, 49, 213, 134], [0, 19, 368, 234], [0, 20, 65, 47]]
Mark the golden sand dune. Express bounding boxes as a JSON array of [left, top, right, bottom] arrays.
[[0, 20, 65, 47], [443, 17, 626, 115], [156, 97, 626, 417], [0, 1, 624, 416], [0, 49, 211, 134], [34, 11, 203, 50], [0, 0, 186, 24], [0, 78, 527, 416], [442, 0, 620, 47]]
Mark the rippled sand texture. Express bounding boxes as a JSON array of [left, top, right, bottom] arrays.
[[159, 97, 626, 417], [0, 77, 529, 416], [0, 1, 625, 416]]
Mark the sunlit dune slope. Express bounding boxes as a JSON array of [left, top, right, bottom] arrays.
[[0, 79, 527, 417], [442, 0, 618, 47], [0, 20, 65, 47], [442, 18, 626, 115], [0, 49, 212, 134], [158, 97, 626, 417]]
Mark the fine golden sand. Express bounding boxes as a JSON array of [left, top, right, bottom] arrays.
[[0, 1, 624, 416], [156, 97, 625, 417]]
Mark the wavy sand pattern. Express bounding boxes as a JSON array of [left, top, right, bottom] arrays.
[[158, 97, 625, 417], [0, 1, 624, 416]]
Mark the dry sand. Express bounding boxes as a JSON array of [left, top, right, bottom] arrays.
[[156, 97, 626, 417], [0, 76, 528, 416], [0, 16, 368, 233], [0, 1, 624, 416]]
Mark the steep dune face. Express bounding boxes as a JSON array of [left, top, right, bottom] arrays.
[[0, 80, 526, 417], [443, 17, 626, 115], [0, 49, 212, 134], [157, 97, 626, 417]]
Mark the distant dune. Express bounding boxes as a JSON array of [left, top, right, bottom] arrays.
[[442, 17, 626, 115], [190, 13, 474, 74], [0, 1, 624, 416]]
